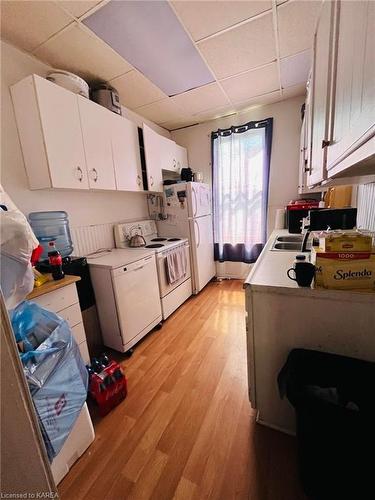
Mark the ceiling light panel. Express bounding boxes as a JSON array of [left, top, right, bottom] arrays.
[[83, 0, 214, 96]]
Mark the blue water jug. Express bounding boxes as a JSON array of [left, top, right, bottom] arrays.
[[29, 211, 73, 260]]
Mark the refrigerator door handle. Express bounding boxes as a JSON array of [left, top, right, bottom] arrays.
[[192, 187, 198, 217], [194, 220, 200, 248]]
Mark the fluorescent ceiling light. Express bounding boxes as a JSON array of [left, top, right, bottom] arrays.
[[83, 0, 215, 96]]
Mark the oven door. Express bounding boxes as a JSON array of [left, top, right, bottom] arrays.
[[157, 244, 191, 298]]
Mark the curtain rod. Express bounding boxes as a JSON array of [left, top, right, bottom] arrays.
[[211, 117, 272, 137]]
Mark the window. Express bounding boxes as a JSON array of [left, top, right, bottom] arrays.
[[211, 118, 273, 263]]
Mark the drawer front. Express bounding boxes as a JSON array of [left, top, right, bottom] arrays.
[[78, 340, 90, 365], [71, 322, 86, 345], [58, 303, 82, 328], [33, 284, 79, 313]]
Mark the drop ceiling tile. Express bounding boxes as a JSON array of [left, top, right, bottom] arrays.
[[57, 1, 104, 19], [198, 12, 276, 79], [282, 83, 306, 99], [110, 70, 166, 109], [172, 0, 272, 41], [1, 1, 73, 52], [220, 63, 279, 103], [193, 104, 237, 122], [170, 83, 230, 115], [280, 50, 311, 88], [235, 90, 282, 112], [278, 0, 322, 57], [34, 24, 132, 82], [161, 118, 199, 131], [135, 99, 186, 125]]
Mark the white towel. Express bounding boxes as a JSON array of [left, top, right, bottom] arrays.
[[166, 247, 187, 284]]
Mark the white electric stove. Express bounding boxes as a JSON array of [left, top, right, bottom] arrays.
[[114, 221, 192, 319]]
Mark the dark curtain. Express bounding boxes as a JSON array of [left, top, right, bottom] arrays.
[[211, 118, 273, 264]]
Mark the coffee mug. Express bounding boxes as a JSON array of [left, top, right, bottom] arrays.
[[287, 261, 315, 287]]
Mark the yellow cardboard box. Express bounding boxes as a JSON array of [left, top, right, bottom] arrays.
[[311, 246, 375, 290], [318, 232, 373, 253]]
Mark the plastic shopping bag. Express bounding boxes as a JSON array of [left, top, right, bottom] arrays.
[[0, 185, 39, 309], [11, 301, 88, 461]]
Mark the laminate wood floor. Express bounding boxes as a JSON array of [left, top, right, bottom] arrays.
[[59, 280, 306, 500]]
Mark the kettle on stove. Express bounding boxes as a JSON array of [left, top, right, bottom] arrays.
[[128, 226, 146, 247]]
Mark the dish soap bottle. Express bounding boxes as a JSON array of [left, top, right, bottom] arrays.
[[48, 241, 64, 280]]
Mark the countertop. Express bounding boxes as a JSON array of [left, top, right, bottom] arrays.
[[27, 274, 80, 299], [244, 230, 309, 289], [86, 247, 155, 269], [244, 230, 375, 300]]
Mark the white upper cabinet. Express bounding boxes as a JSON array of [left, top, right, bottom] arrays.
[[111, 114, 143, 191], [143, 123, 165, 192], [175, 144, 188, 172], [327, 0, 375, 176], [78, 97, 116, 190], [11, 74, 89, 190], [160, 135, 189, 175], [160, 135, 177, 172], [308, 0, 334, 187]]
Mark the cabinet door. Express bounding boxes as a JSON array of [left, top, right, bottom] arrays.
[[111, 114, 143, 191], [78, 97, 116, 190], [308, 0, 334, 187], [34, 76, 89, 189], [160, 135, 177, 171], [143, 123, 163, 192], [327, 0, 375, 174], [175, 144, 188, 172]]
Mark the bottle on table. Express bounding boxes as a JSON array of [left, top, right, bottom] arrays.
[[47, 241, 64, 281]]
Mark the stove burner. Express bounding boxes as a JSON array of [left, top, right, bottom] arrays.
[[168, 238, 182, 241], [145, 244, 165, 248], [151, 237, 167, 242]]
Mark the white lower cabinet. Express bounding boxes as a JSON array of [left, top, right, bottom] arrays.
[[31, 282, 90, 365], [50, 402, 94, 484], [31, 281, 94, 484]]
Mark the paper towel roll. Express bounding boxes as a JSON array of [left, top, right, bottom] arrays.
[[274, 208, 285, 229]]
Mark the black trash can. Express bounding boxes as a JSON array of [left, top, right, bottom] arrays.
[[278, 349, 375, 500]]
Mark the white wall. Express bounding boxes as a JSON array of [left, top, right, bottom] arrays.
[[0, 40, 170, 227], [171, 96, 305, 236]]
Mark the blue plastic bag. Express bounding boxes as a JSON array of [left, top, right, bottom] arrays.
[[11, 301, 88, 461]]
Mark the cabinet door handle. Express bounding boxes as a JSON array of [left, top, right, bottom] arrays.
[[150, 175, 154, 186], [137, 175, 142, 186], [91, 168, 98, 182], [76, 166, 83, 182]]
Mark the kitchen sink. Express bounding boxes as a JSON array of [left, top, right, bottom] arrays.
[[272, 242, 303, 251], [276, 235, 303, 243], [271, 234, 310, 252]]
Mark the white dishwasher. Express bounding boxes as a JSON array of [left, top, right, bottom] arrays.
[[88, 249, 162, 353]]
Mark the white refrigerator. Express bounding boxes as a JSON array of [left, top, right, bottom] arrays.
[[157, 182, 216, 294]]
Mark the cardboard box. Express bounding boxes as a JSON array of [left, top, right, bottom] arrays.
[[311, 247, 375, 290], [318, 232, 373, 253]]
